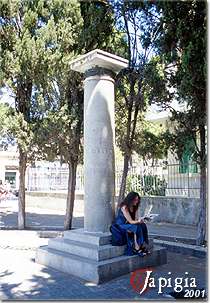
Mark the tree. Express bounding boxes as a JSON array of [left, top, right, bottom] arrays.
[[0, 103, 14, 149], [0, 0, 82, 229], [112, 1, 163, 205], [34, 73, 84, 230], [63, 0, 127, 229], [33, 0, 127, 230], [133, 122, 172, 166], [154, 1, 207, 245]]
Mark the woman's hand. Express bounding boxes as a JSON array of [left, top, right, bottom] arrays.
[[138, 218, 145, 223]]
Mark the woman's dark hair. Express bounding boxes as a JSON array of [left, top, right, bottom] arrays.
[[120, 191, 140, 220]]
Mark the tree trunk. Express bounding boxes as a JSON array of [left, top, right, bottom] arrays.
[[196, 164, 206, 245], [64, 161, 77, 230], [117, 153, 130, 208], [18, 147, 27, 229], [196, 125, 206, 246]]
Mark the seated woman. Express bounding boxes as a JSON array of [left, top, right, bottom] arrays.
[[114, 191, 150, 256]]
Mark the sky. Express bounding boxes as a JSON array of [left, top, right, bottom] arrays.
[[0, 87, 15, 107]]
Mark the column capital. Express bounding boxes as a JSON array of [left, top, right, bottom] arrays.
[[70, 49, 128, 75], [84, 66, 116, 80]]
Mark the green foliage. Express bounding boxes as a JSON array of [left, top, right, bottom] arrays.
[[143, 56, 171, 106], [155, 1, 207, 166], [142, 175, 167, 196], [0, 103, 15, 149], [32, 74, 84, 164], [125, 173, 167, 197], [39, 1, 127, 165], [114, 2, 168, 161], [116, 100, 173, 164], [152, 1, 207, 244], [113, 1, 169, 202], [0, 0, 127, 162], [0, 0, 82, 89], [80, 1, 127, 56], [115, 70, 147, 156], [133, 128, 173, 164], [125, 174, 141, 194], [0, 0, 83, 161]]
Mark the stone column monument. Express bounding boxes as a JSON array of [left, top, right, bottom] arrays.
[[36, 49, 167, 284], [70, 49, 128, 233]]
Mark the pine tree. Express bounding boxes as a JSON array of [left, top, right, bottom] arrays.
[[155, 1, 207, 245], [0, 0, 82, 229], [34, 0, 127, 230]]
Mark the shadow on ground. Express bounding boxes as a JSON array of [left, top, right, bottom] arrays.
[[0, 210, 84, 230], [0, 252, 207, 300], [0, 270, 21, 300], [0, 264, 141, 300]]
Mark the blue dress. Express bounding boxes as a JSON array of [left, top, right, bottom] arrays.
[[114, 208, 147, 255]]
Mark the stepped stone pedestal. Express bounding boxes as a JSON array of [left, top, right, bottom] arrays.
[[36, 49, 167, 284], [36, 229, 167, 284]]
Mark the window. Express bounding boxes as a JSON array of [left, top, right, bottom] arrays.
[[179, 139, 198, 173], [5, 172, 16, 188]]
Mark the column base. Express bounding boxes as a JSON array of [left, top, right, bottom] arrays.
[[36, 228, 167, 284]]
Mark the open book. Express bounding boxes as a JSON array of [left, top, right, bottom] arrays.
[[142, 205, 159, 222], [143, 214, 159, 221]]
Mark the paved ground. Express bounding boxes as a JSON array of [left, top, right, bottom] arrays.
[[0, 230, 207, 301], [0, 197, 207, 300]]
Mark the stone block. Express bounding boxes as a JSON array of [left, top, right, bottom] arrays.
[[49, 233, 154, 262], [48, 238, 125, 261], [36, 229, 165, 284], [36, 244, 166, 284], [63, 228, 111, 245]]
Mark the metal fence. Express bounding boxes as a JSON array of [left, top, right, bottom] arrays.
[[121, 162, 200, 198], [27, 161, 200, 198]]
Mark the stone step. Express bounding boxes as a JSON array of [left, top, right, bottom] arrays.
[[48, 238, 125, 261], [154, 239, 207, 258], [64, 228, 112, 245], [48, 237, 154, 261], [64, 228, 154, 247], [36, 244, 167, 284], [150, 234, 197, 245]]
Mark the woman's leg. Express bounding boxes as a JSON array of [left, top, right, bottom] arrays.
[[135, 224, 145, 248], [120, 224, 145, 252], [140, 222, 149, 245], [126, 230, 140, 250], [121, 225, 140, 250], [133, 233, 140, 250], [138, 223, 151, 254]]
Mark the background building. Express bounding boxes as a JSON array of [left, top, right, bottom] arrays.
[[0, 147, 19, 189]]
